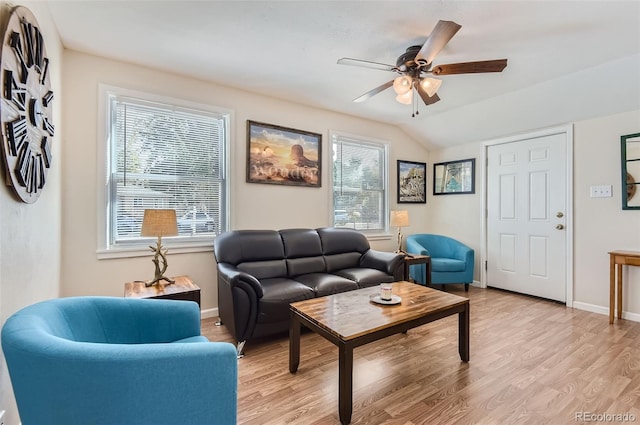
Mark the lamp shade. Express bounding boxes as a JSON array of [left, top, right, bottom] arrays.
[[419, 77, 442, 97], [395, 90, 413, 105], [390, 210, 410, 227], [141, 209, 178, 237], [392, 76, 412, 95]]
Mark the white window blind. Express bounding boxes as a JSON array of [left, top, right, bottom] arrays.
[[332, 133, 388, 233], [107, 94, 227, 247]]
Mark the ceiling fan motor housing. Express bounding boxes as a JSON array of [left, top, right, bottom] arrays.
[[396, 45, 426, 69]]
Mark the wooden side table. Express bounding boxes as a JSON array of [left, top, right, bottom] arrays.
[[608, 250, 640, 324], [124, 275, 201, 308], [403, 254, 432, 286]]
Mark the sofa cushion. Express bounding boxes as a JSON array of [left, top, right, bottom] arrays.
[[173, 335, 211, 344], [324, 252, 362, 273], [214, 230, 284, 265], [257, 278, 315, 324], [431, 258, 466, 273], [281, 228, 323, 257], [282, 229, 327, 276], [238, 260, 287, 280], [317, 227, 369, 254], [287, 257, 326, 277], [335, 268, 395, 288], [295, 273, 359, 297]]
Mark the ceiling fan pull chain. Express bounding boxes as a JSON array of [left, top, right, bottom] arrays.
[[411, 87, 416, 117]]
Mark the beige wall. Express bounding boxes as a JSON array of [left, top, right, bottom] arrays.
[[427, 143, 484, 281], [0, 2, 637, 423], [60, 50, 429, 313], [429, 110, 640, 318], [573, 111, 640, 316], [0, 2, 63, 424]]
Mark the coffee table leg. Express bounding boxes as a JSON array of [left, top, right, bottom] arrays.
[[338, 343, 353, 425], [459, 303, 470, 362], [289, 311, 300, 373]]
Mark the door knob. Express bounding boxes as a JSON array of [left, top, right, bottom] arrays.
[[556, 224, 564, 230]]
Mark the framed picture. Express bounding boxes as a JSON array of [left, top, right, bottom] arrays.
[[397, 160, 426, 203], [246, 120, 321, 187], [433, 158, 475, 195]]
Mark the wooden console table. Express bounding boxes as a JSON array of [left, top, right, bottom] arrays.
[[608, 251, 640, 324], [124, 275, 201, 308]]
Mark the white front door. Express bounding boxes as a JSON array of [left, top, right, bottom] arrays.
[[486, 130, 569, 302]]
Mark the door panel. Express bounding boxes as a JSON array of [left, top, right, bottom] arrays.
[[487, 133, 567, 302]]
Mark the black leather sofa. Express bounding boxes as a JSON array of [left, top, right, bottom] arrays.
[[213, 227, 404, 356]]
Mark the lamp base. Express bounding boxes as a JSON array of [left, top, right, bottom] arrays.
[[145, 235, 173, 287], [145, 275, 175, 287]]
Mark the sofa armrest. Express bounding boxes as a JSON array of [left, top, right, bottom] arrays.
[[360, 249, 404, 277], [461, 245, 474, 272], [216, 262, 264, 344], [406, 238, 430, 256], [451, 242, 473, 263], [217, 263, 264, 299]]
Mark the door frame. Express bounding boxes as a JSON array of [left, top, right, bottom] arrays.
[[480, 124, 574, 306]]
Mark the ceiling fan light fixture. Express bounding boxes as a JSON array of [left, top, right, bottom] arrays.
[[419, 77, 442, 97], [395, 89, 413, 105], [392, 76, 412, 95]]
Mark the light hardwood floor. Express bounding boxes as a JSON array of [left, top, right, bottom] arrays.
[[202, 286, 640, 425]]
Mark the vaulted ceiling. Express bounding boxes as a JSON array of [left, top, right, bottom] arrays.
[[47, 1, 640, 149]]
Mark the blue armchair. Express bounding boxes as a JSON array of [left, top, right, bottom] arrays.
[[406, 234, 475, 291], [1, 297, 238, 425]]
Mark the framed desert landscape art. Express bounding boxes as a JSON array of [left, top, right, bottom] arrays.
[[246, 120, 322, 187], [397, 160, 426, 204]]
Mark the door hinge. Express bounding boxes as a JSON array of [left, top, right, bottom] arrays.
[[485, 260, 488, 271]]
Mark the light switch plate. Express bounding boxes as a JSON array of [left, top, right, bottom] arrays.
[[590, 185, 612, 198]]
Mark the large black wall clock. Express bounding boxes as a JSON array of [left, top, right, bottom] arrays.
[[0, 6, 53, 203]]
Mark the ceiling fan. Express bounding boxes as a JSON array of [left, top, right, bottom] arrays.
[[337, 20, 507, 114]]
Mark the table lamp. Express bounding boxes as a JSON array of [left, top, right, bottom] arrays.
[[390, 210, 410, 254], [141, 209, 178, 287]]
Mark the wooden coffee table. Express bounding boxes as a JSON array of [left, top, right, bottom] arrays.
[[289, 281, 469, 425]]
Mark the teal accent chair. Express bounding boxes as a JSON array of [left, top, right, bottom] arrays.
[[1, 297, 238, 425], [406, 234, 474, 291]]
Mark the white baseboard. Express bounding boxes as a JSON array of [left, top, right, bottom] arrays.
[[201, 307, 218, 320], [201, 291, 640, 324], [572, 301, 640, 323]]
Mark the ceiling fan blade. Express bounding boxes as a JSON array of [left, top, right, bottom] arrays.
[[353, 80, 394, 102], [337, 58, 396, 72], [415, 20, 462, 65], [431, 59, 508, 75], [415, 83, 441, 106]]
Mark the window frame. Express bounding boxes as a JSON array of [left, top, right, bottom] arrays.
[[330, 130, 390, 239], [96, 84, 231, 259]]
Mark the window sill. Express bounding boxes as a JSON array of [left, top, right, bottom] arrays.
[[97, 241, 213, 260], [365, 232, 393, 241]]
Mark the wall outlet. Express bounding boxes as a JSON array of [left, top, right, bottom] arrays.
[[590, 185, 612, 198]]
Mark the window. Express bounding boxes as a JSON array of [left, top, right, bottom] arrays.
[[101, 86, 229, 252], [331, 131, 388, 234]]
